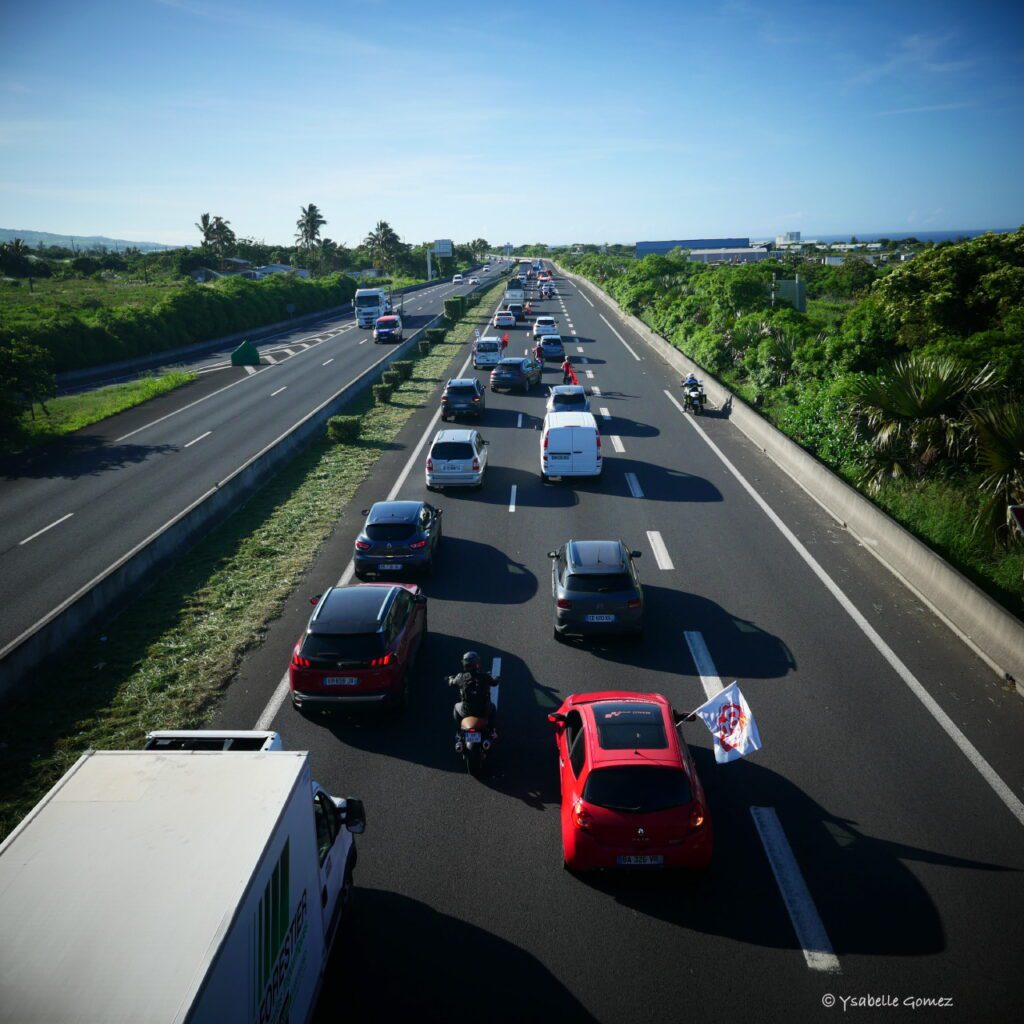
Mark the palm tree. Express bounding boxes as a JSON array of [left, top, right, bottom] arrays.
[[194, 213, 215, 246], [851, 353, 998, 492], [295, 204, 327, 250], [971, 400, 1024, 545], [363, 220, 401, 271], [208, 216, 235, 266]]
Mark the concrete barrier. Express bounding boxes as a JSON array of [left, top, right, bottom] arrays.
[[556, 264, 1024, 696]]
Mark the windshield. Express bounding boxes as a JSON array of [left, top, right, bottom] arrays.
[[583, 767, 692, 813], [365, 523, 415, 541], [565, 572, 633, 593], [431, 442, 474, 460], [356, 294, 382, 307], [593, 703, 667, 749], [300, 632, 384, 663], [477, 342, 499, 352], [554, 392, 586, 406]]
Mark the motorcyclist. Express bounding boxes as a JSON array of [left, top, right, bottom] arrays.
[[683, 372, 700, 391], [683, 372, 704, 408], [449, 651, 497, 738]]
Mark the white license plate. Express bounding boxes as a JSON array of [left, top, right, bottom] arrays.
[[586, 614, 616, 623], [464, 731, 482, 744], [324, 677, 359, 687], [617, 855, 664, 866], [548, 453, 569, 460], [378, 563, 402, 570]]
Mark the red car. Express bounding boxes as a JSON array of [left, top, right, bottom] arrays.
[[290, 583, 426, 712], [548, 691, 712, 871]]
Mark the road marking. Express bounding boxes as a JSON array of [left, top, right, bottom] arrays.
[[664, 387, 1024, 829], [517, 413, 523, 427], [270, 386, 287, 397], [609, 435, 624, 453], [751, 807, 841, 974], [509, 485, 517, 512], [244, 365, 257, 376], [625, 472, 644, 498], [585, 369, 594, 379], [684, 630, 724, 700], [359, 337, 368, 345], [599, 314, 641, 361], [591, 385, 601, 395], [264, 353, 278, 365], [323, 358, 334, 366], [283, 348, 296, 357], [579, 290, 595, 307], [183, 430, 211, 448], [298, 342, 310, 350], [19, 513, 74, 546], [646, 530, 674, 570], [577, 346, 584, 353], [491, 656, 501, 707], [599, 407, 611, 419], [255, 300, 501, 731]]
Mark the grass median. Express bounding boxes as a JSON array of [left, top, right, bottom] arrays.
[[0, 279, 508, 840]]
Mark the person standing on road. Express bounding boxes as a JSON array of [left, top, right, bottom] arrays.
[[561, 356, 573, 384], [501, 333, 509, 354]]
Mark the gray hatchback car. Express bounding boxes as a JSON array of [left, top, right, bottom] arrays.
[[548, 540, 644, 640]]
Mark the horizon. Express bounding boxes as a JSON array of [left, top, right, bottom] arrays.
[[3, 0, 1023, 245]]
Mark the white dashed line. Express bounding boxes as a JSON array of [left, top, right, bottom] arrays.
[[19, 513, 74, 546], [183, 430, 211, 449], [264, 353, 278, 365], [599, 314, 642, 361], [359, 337, 368, 345], [591, 385, 601, 395], [577, 346, 584, 353], [517, 413, 523, 427], [646, 530, 674, 570], [585, 370, 594, 379], [610, 435, 625, 453], [684, 630, 724, 700], [599, 407, 611, 419], [270, 386, 287, 397], [323, 358, 334, 366], [283, 348, 296, 357], [579, 290, 595, 307], [244, 365, 257, 376], [625, 472, 644, 498], [508, 485, 517, 512]]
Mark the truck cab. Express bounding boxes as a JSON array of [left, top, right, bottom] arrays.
[[354, 287, 392, 328]]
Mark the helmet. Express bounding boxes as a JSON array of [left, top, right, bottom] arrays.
[[462, 651, 481, 671]]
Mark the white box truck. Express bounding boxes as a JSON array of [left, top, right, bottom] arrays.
[[0, 734, 364, 1024], [354, 287, 392, 328]]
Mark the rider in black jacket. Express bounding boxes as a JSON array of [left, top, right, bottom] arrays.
[[449, 651, 497, 738]]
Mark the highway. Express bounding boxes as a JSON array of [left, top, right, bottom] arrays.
[[212, 264, 1024, 1022], [0, 275, 483, 660]]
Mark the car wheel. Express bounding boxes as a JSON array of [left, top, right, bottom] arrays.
[[354, 570, 368, 581], [553, 625, 565, 643]]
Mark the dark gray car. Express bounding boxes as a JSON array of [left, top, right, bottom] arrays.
[[548, 540, 644, 640]]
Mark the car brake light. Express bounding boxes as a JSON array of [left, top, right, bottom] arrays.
[[355, 540, 371, 551], [426, 457, 433, 471], [543, 432, 549, 450], [627, 598, 642, 609], [471, 457, 480, 471], [596, 433, 602, 448], [369, 652, 393, 668], [291, 647, 311, 668], [409, 539, 427, 549], [556, 598, 573, 609], [573, 801, 592, 830], [690, 804, 706, 830]]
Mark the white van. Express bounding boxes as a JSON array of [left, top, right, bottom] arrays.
[[452, 273, 464, 283], [540, 411, 602, 481]]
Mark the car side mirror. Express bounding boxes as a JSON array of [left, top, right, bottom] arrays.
[[360, 509, 369, 516], [483, 440, 490, 445], [414, 594, 427, 605], [673, 711, 697, 725], [310, 595, 321, 605], [344, 798, 366, 834], [631, 550, 642, 558], [548, 713, 566, 725], [547, 551, 558, 559]]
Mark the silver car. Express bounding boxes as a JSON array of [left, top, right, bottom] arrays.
[[426, 428, 489, 489], [546, 385, 591, 414], [548, 540, 644, 640]]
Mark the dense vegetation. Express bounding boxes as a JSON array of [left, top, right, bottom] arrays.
[[563, 229, 1024, 615]]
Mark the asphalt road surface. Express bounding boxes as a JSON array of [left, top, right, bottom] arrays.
[[212, 265, 1024, 1022], [0, 275, 485, 659]]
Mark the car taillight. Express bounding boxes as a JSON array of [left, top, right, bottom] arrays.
[[627, 598, 642, 609], [291, 646, 311, 668], [573, 801, 592, 830], [441, 395, 449, 404], [689, 804, 706, 830], [557, 598, 573, 609], [471, 457, 480, 471], [355, 540, 371, 551], [426, 457, 433, 471], [369, 652, 393, 668], [472, 396, 480, 402], [596, 432, 602, 448], [409, 539, 427, 549], [543, 432, 549, 450]]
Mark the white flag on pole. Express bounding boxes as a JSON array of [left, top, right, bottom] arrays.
[[692, 682, 762, 763]]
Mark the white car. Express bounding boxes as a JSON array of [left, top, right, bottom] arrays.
[[452, 273, 464, 283], [546, 385, 591, 414], [482, 265, 491, 272], [473, 337, 503, 368], [468, 276, 480, 284], [426, 428, 489, 490], [532, 316, 559, 339], [493, 310, 516, 328]]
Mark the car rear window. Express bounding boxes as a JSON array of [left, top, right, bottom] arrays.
[[477, 341, 499, 351], [565, 572, 633, 593], [365, 523, 415, 541], [542, 338, 563, 346], [445, 385, 477, 397], [300, 633, 385, 663], [593, 703, 667, 749], [583, 767, 692, 812], [431, 442, 474, 460], [554, 392, 586, 406]]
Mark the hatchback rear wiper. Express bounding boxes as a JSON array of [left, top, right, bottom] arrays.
[[598, 804, 642, 812]]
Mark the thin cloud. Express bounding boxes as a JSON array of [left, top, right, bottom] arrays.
[[872, 101, 974, 117], [847, 33, 973, 87]]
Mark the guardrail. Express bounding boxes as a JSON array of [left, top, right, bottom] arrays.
[[0, 277, 496, 697], [556, 263, 1024, 697]]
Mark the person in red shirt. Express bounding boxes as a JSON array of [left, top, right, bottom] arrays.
[[501, 333, 509, 354], [561, 356, 573, 384]]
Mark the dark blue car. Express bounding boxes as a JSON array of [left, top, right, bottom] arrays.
[[354, 501, 442, 579]]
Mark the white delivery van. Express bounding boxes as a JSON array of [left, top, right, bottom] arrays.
[[354, 287, 392, 328], [541, 411, 603, 481], [0, 734, 365, 1024], [473, 336, 503, 368]]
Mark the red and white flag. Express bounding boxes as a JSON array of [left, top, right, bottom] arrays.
[[692, 682, 762, 764]]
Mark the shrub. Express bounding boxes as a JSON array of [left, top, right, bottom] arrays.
[[392, 360, 413, 380], [426, 327, 446, 344], [444, 297, 464, 322], [418, 340, 430, 355], [382, 369, 402, 387], [372, 382, 392, 404], [325, 415, 360, 443]]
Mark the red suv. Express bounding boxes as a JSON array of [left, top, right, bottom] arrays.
[[548, 692, 713, 871], [290, 583, 427, 712]]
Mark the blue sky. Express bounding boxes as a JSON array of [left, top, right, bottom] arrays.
[[2, 0, 1022, 246]]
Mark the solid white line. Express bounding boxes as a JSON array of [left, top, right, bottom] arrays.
[[19, 513, 74, 546], [359, 338, 368, 345], [509, 484, 517, 512], [579, 290, 595, 307], [585, 370, 594, 379], [517, 413, 523, 427], [323, 358, 334, 366], [625, 472, 644, 499], [664, 387, 1024, 829], [599, 407, 611, 419], [600, 313, 641, 361], [751, 807, 841, 974], [591, 385, 601, 395], [684, 630, 724, 700], [264, 354, 278, 365], [646, 530, 674, 570], [244, 365, 257, 376], [610, 435, 624, 453], [183, 430, 211, 449], [270, 386, 287, 397]]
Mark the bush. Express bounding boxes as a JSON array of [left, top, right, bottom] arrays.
[[382, 369, 402, 387], [418, 340, 430, 355], [392, 360, 413, 380], [426, 327, 446, 344], [372, 382, 392, 404], [325, 415, 360, 443], [444, 297, 464, 322]]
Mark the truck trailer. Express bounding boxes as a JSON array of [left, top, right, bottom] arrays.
[[0, 738, 364, 1024]]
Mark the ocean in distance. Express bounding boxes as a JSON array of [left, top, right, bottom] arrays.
[[807, 229, 1014, 243]]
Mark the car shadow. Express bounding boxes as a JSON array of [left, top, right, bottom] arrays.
[[427, 534, 539, 602], [576, 752, 1016, 958], [0, 435, 179, 481], [435, 464, 575, 510], [573, 585, 796, 680], [315, 889, 597, 1024], [595, 414, 659, 439], [561, 458, 722, 503]]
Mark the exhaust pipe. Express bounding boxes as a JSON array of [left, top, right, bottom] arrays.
[[454, 740, 464, 753], [482, 740, 492, 751]]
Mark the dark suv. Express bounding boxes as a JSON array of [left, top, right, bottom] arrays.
[[441, 378, 486, 420], [548, 540, 644, 640], [490, 356, 543, 393], [354, 501, 442, 578]]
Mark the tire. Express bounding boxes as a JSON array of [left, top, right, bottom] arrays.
[[466, 746, 483, 778], [354, 570, 368, 581], [553, 625, 565, 643]]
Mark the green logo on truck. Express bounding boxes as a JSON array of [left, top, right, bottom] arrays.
[[254, 839, 308, 1024]]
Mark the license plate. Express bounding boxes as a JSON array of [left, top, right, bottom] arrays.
[[617, 855, 664, 866], [548, 453, 569, 460], [378, 563, 402, 570], [585, 614, 616, 623], [324, 677, 359, 687], [464, 731, 482, 744]]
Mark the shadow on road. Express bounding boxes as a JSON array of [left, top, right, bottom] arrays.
[[0, 435, 179, 481]]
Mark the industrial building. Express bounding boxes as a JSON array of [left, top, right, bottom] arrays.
[[635, 238, 749, 258], [687, 247, 773, 264]]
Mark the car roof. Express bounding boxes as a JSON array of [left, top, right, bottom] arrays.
[[445, 378, 478, 387], [366, 500, 424, 524], [582, 696, 682, 768], [540, 334, 563, 342], [310, 584, 399, 634], [550, 385, 586, 396], [432, 428, 478, 443], [377, 315, 397, 321], [496, 357, 525, 366], [536, 315, 557, 322], [566, 539, 627, 572], [545, 411, 598, 428]]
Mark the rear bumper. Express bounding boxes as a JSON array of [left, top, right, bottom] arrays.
[[292, 691, 391, 708], [566, 826, 713, 870], [555, 609, 643, 636], [440, 405, 483, 418], [353, 554, 430, 575], [426, 470, 483, 488]]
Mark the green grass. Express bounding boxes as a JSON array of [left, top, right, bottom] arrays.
[[3, 371, 197, 454], [806, 296, 854, 327], [0, 277, 508, 841], [0, 274, 182, 318]]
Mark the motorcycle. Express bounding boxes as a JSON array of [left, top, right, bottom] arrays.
[[683, 379, 706, 415], [449, 675, 498, 777]]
